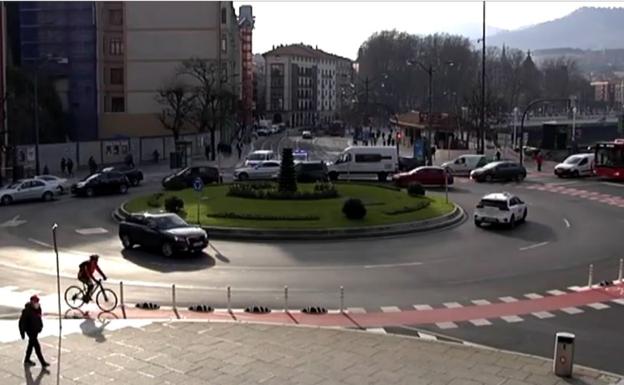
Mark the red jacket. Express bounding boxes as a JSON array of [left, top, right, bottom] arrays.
[[79, 260, 106, 280]]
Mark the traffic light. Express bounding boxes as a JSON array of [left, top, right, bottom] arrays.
[[396, 131, 402, 140]]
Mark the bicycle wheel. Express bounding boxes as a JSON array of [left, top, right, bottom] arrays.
[[96, 288, 118, 312], [64, 286, 85, 310]]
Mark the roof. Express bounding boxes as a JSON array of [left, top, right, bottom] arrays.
[[263, 44, 352, 63], [250, 150, 274, 154], [481, 192, 514, 201]]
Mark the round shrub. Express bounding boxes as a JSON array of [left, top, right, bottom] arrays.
[[342, 198, 367, 220], [164, 196, 184, 213], [407, 182, 426, 197]]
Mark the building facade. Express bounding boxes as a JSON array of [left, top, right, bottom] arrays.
[[17, 1, 98, 141], [263, 44, 352, 128], [252, 54, 266, 120], [238, 5, 254, 128]]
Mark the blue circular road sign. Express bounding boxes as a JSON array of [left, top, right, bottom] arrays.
[[193, 177, 204, 192]]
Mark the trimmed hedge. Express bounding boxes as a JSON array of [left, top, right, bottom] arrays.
[[227, 183, 338, 200], [147, 192, 164, 208], [342, 198, 367, 220], [206, 212, 319, 221], [407, 182, 426, 196], [164, 196, 184, 213]]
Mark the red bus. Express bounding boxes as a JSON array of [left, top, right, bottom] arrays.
[[595, 138, 624, 180]]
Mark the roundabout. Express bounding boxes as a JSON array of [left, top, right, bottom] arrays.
[[0, 135, 624, 373]]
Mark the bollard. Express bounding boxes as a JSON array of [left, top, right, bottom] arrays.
[[588, 264, 594, 287], [618, 259, 623, 282], [553, 332, 575, 377], [172, 284, 176, 311], [227, 286, 231, 312], [284, 285, 288, 313], [340, 286, 344, 313], [119, 281, 125, 309]]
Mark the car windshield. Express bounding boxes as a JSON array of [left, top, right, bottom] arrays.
[[479, 199, 508, 209], [564, 156, 582, 164], [294, 153, 307, 161], [481, 162, 504, 170], [247, 153, 268, 161], [153, 215, 188, 229]]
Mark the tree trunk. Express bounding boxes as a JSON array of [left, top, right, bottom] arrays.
[[210, 127, 216, 161]]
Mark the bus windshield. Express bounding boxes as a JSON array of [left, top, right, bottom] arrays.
[[595, 145, 624, 167]]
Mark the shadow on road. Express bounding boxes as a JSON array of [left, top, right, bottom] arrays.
[[209, 244, 230, 263], [121, 248, 215, 272], [80, 318, 109, 343], [24, 366, 49, 385], [477, 220, 558, 244]]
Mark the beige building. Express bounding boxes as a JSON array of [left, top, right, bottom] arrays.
[[97, 1, 241, 138]]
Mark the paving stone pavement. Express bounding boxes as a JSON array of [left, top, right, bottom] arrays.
[[0, 321, 621, 385]]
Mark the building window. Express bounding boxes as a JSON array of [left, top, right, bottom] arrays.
[[108, 9, 122, 26], [110, 68, 124, 85], [108, 39, 123, 55], [221, 37, 227, 53], [221, 7, 227, 24], [111, 97, 125, 112]]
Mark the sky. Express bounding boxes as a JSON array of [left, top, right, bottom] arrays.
[[244, 1, 624, 59]]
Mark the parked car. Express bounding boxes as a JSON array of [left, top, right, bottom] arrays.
[[35, 174, 69, 194], [392, 166, 453, 188], [256, 128, 270, 136], [470, 161, 526, 183], [234, 160, 281, 181], [294, 161, 328, 182], [327, 146, 398, 182], [293, 149, 309, 163], [119, 212, 208, 257], [245, 150, 276, 167], [302, 130, 313, 139], [161, 166, 220, 190], [474, 192, 527, 228], [71, 171, 130, 197], [102, 165, 144, 186], [554, 153, 594, 178], [441, 154, 490, 176], [0, 178, 58, 205], [398, 156, 423, 172]]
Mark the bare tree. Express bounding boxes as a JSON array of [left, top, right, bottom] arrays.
[[155, 81, 195, 142]]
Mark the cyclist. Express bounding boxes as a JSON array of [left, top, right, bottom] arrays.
[[78, 254, 107, 303]]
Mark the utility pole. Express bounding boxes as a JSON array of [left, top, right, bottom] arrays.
[[427, 64, 433, 165], [480, 0, 486, 155]]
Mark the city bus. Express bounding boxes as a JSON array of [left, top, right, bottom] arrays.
[[594, 138, 624, 180]]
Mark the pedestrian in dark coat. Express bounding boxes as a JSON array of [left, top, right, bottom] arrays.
[[60, 158, 67, 176], [66, 158, 74, 176], [18, 295, 49, 367], [88, 156, 98, 175], [42, 165, 49, 175]]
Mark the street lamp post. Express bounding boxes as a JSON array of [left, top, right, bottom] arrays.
[[572, 106, 577, 153], [512, 107, 518, 149]]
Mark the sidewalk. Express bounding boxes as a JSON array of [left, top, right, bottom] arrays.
[[0, 320, 620, 385]]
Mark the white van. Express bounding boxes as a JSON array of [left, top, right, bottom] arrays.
[[245, 150, 276, 166], [441, 154, 490, 176], [327, 146, 398, 181], [554, 153, 594, 178]]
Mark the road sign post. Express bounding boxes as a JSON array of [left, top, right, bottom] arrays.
[[193, 177, 204, 225]]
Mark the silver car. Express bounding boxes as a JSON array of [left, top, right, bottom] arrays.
[[35, 175, 70, 194], [234, 160, 281, 181], [0, 179, 58, 205]]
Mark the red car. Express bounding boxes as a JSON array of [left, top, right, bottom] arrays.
[[392, 166, 454, 188]]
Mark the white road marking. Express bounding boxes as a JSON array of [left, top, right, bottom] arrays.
[[435, 322, 458, 329], [27, 238, 53, 248], [380, 306, 401, 313], [587, 302, 610, 310], [524, 293, 544, 300], [75, 227, 109, 235], [500, 315, 524, 323], [469, 318, 492, 326], [417, 332, 438, 341], [560, 307, 584, 315], [547, 289, 567, 296], [532, 311, 555, 319], [363, 262, 423, 269], [347, 307, 366, 314], [563, 218, 571, 228], [519, 241, 550, 251], [0, 215, 27, 228], [413, 304, 433, 311], [443, 302, 463, 309], [611, 299, 624, 306], [602, 182, 624, 188], [568, 286, 586, 292], [499, 296, 519, 303], [471, 299, 491, 306], [366, 328, 387, 334]]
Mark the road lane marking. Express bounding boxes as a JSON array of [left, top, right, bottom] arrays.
[[499, 296, 518, 303], [443, 302, 463, 309], [380, 306, 401, 313], [469, 318, 492, 326], [532, 311, 555, 319], [524, 293, 544, 299], [75, 227, 109, 235], [519, 241, 549, 251], [602, 182, 624, 188], [587, 302, 610, 310], [435, 322, 458, 329], [363, 262, 423, 269], [547, 289, 567, 296], [413, 304, 433, 311], [500, 315, 523, 323], [471, 299, 491, 306], [560, 307, 584, 315], [0, 215, 27, 228], [27, 238, 53, 248], [347, 307, 366, 314], [366, 328, 387, 334], [563, 218, 571, 228]]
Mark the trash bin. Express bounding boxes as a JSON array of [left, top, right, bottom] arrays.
[[553, 332, 575, 377]]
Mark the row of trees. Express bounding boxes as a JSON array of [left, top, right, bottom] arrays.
[[156, 58, 238, 160], [353, 30, 596, 134]]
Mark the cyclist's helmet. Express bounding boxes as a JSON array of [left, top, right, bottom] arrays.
[[89, 254, 99, 261]]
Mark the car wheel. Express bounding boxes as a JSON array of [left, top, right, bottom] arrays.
[[42, 191, 53, 202], [521, 209, 527, 222], [509, 215, 516, 229], [119, 184, 128, 194], [377, 172, 388, 182], [131, 178, 139, 186], [161, 242, 174, 258], [485, 174, 493, 183], [515, 174, 524, 182], [572, 170, 579, 178], [57, 186, 64, 194], [474, 219, 482, 228], [120, 234, 133, 249], [1, 195, 12, 205], [238, 173, 249, 181], [86, 188, 95, 197], [329, 172, 338, 181]]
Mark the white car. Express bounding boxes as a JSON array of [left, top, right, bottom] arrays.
[[245, 150, 276, 167], [554, 153, 594, 178], [0, 178, 59, 205], [302, 130, 313, 139], [441, 154, 490, 176], [35, 175, 69, 194], [474, 192, 527, 228], [234, 160, 281, 181], [293, 149, 309, 163]]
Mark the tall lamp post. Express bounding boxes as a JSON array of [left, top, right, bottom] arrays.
[[33, 55, 68, 175]]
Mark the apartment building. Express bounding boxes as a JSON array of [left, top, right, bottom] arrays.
[[238, 5, 254, 128], [264, 44, 352, 128]]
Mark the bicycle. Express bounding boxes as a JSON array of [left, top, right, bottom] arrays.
[[64, 279, 118, 313]]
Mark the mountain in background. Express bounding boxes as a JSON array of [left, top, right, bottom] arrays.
[[488, 7, 624, 50], [445, 23, 506, 41]]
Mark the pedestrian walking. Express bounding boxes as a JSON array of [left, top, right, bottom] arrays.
[[18, 295, 49, 368], [66, 158, 74, 177], [495, 149, 501, 161], [60, 158, 66, 176], [88, 156, 98, 175], [124, 153, 134, 168], [152, 149, 160, 164], [535, 151, 544, 172], [236, 142, 242, 159], [42, 165, 49, 175]]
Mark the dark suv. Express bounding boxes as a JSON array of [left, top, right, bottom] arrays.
[[71, 171, 130, 197], [295, 161, 328, 182], [162, 166, 220, 190], [102, 165, 144, 186]]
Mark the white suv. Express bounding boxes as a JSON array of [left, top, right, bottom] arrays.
[[474, 192, 527, 228]]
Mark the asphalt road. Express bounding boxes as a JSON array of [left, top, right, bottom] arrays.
[[1, 134, 624, 373]]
